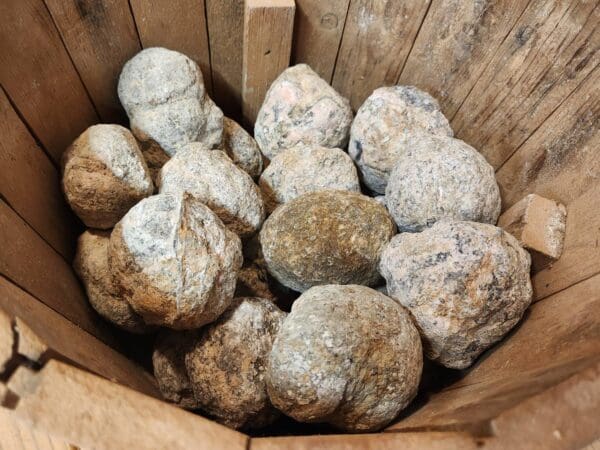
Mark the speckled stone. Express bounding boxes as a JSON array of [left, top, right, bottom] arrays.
[[158, 143, 265, 238], [235, 262, 275, 301], [255, 64, 353, 160], [185, 297, 286, 429], [259, 145, 360, 212], [260, 190, 396, 292], [73, 230, 150, 334], [385, 134, 501, 232], [380, 220, 532, 369], [266, 284, 422, 432], [152, 330, 199, 409], [109, 192, 242, 330], [222, 117, 263, 179], [349, 86, 453, 193], [62, 124, 153, 229]]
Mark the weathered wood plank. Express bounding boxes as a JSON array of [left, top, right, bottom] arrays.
[[0, 88, 77, 261], [242, 0, 295, 126], [0, 0, 99, 164], [44, 0, 141, 123], [292, 0, 351, 83], [0, 409, 75, 450], [332, 0, 431, 110], [453, 0, 600, 169], [129, 0, 213, 93]]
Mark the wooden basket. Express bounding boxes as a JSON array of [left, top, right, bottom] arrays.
[[1, 0, 598, 448]]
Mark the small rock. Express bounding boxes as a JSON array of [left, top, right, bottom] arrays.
[[266, 284, 422, 432], [373, 195, 386, 207], [235, 262, 275, 301], [380, 220, 532, 369], [222, 117, 263, 179], [255, 64, 353, 160], [62, 124, 153, 229]]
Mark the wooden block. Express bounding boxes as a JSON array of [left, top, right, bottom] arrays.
[[44, 0, 142, 123], [0, 408, 76, 450], [14, 318, 48, 363], [292, 0, 350, 83], [0, 309, 14, 373], [242, 0, 295, 126]]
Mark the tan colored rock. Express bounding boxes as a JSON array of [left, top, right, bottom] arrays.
[[235, 262, 275, 301], [62, 124, 153, 229], [222, 117, 263, 179], [267, 284, 423, 432], [260, 190, 396, 292]]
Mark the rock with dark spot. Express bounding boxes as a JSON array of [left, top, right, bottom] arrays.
[[235, 262, 275, 301], [222, 117, 263, 179]]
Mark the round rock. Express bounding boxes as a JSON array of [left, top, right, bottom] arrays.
[[62, 124, 153, 229], [222, 117, 263, 179], [109, 192, 243, 330], [380, 220, 533, 369], [185, 297, 286, 429], [255, 64, 353, 160], [260, 190, 396, 292], [349, 86, 453, 193], [385, 134, 501, 232], [259, 145, 360, 212], [158, 144, 265, 238], [266, 284, 423, 432]]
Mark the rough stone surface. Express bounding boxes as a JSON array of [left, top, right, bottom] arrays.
[[109, 193, 243, 330], [255, 64, 353, 160], [373, 195, 386, 207], [259, 145, 360, 212], [260, 190, 396, 292], [152, 330, 199, 409], [185, 298, 286, 429], [380, 220, 533, 369], [385, 134, 501, 232], [118, 47, 223, 171], [235, 262, 275, 301], [74, 230, 151, 334], [267, 284, 422, 432], [222, 117, 263, 179], [158, 144, 265, 238], [62, 124, 153, 229], [349, 86, 453, 193]]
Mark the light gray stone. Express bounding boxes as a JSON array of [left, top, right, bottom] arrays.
[[222, 117, 263, 179]]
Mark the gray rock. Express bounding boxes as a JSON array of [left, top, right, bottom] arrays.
[[158, 144, 265, 238], [222, 117, 263, 179], [349, 86, 453, 193], [373, 195, 386, 207], [185, 297, 286, 429], [385, 134, 501, 232], [380, 220, 532, 369], [62, 124, 153, 229], [259, 145, 360, 212], [255, 64, 353, 160], [266, 284, 422, 432], [109, 192, 242, 330]]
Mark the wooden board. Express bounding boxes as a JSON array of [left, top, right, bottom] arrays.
[[44, 0, 142, 123], [0, 88, 77, 261], [452, 0, 600, 169], [129, 0, 213, 94], [398, 0, 530, 118], [242, 0, 295, 126], [0, 408, 75, 450], [292, 0, 351, 83], [331, 0, 431, 110], [0, 0, 99, 164]]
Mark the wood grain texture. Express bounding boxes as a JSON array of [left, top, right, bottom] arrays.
[[44, 0, 142, 123], [129, 0, 213, 93], [0, 88, 77, 261], [206, 0, 244, 118], [332, 0, 431, 110], [242, 0, 295, 126], [292, 0, 350, 83], [453, 0, 600, 169], [0, 408, 75, 450]]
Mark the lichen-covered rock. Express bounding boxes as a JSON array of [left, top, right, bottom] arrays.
[[259, 145, 360, 212], [109, 192, 242, 330], [235, 262, 275, 301], [152, 330, 199, 409], [185, 298, 286, 429], [267, 285, 422, 432], [118, 47, 223, 171], [74, 230, 151, 334], [62, 124, 153, 229], [158, 144, 265, 238], [260, 190, 395, 292], [349, 86, 453, 193], [380, 220, 532, 369], [255, 64, 353, 160], [385, 134, 501, 232], [222, 117, 263, 179]]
